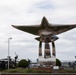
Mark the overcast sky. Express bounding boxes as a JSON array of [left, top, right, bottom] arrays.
[[0, 0, 76, 62]]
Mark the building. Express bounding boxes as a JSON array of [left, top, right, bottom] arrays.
[[0, 57, 15, 70]]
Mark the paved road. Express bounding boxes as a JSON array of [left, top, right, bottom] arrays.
[[1, 73, 76, 75]]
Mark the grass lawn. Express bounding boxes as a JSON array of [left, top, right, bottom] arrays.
[[1, 68, 76, 73], [1, 68, 52, 73]]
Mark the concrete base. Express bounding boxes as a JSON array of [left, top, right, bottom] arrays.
[[38, 56, 56, 67]]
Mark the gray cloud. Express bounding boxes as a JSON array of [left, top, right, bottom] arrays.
[[0, 0, 76, 61]]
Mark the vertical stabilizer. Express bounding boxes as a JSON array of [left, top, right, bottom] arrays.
[[41, 17, 49, 28]]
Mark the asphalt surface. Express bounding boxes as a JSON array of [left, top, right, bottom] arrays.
[[1, 73, 76, 75]]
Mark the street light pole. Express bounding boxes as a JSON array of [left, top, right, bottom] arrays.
[[8, 38, 12, 69]]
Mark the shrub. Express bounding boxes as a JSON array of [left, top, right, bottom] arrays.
[[18, 59, 29, 68], [56, 58, 61, 67]]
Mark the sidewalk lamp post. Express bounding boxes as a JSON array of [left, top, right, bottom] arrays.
[[8, 38, 12, 69]]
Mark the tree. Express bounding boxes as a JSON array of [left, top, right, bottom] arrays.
[[56, 58, 61, 67], [18, 59, 29, 68]]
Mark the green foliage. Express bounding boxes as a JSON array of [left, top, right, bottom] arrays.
[[56, 58, 61, 67], [2, 68, 52, 73], [2, 68, 76, 73], [18, 59, 29, 68]]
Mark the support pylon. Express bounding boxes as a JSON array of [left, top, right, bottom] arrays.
[[52, 41, 56, 66], [52, 41, 56, 57], [44, 43, 51, 58], [39, 41, 42, 56]]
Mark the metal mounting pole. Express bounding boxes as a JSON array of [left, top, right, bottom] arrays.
[[8, 38, 12, 69]]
